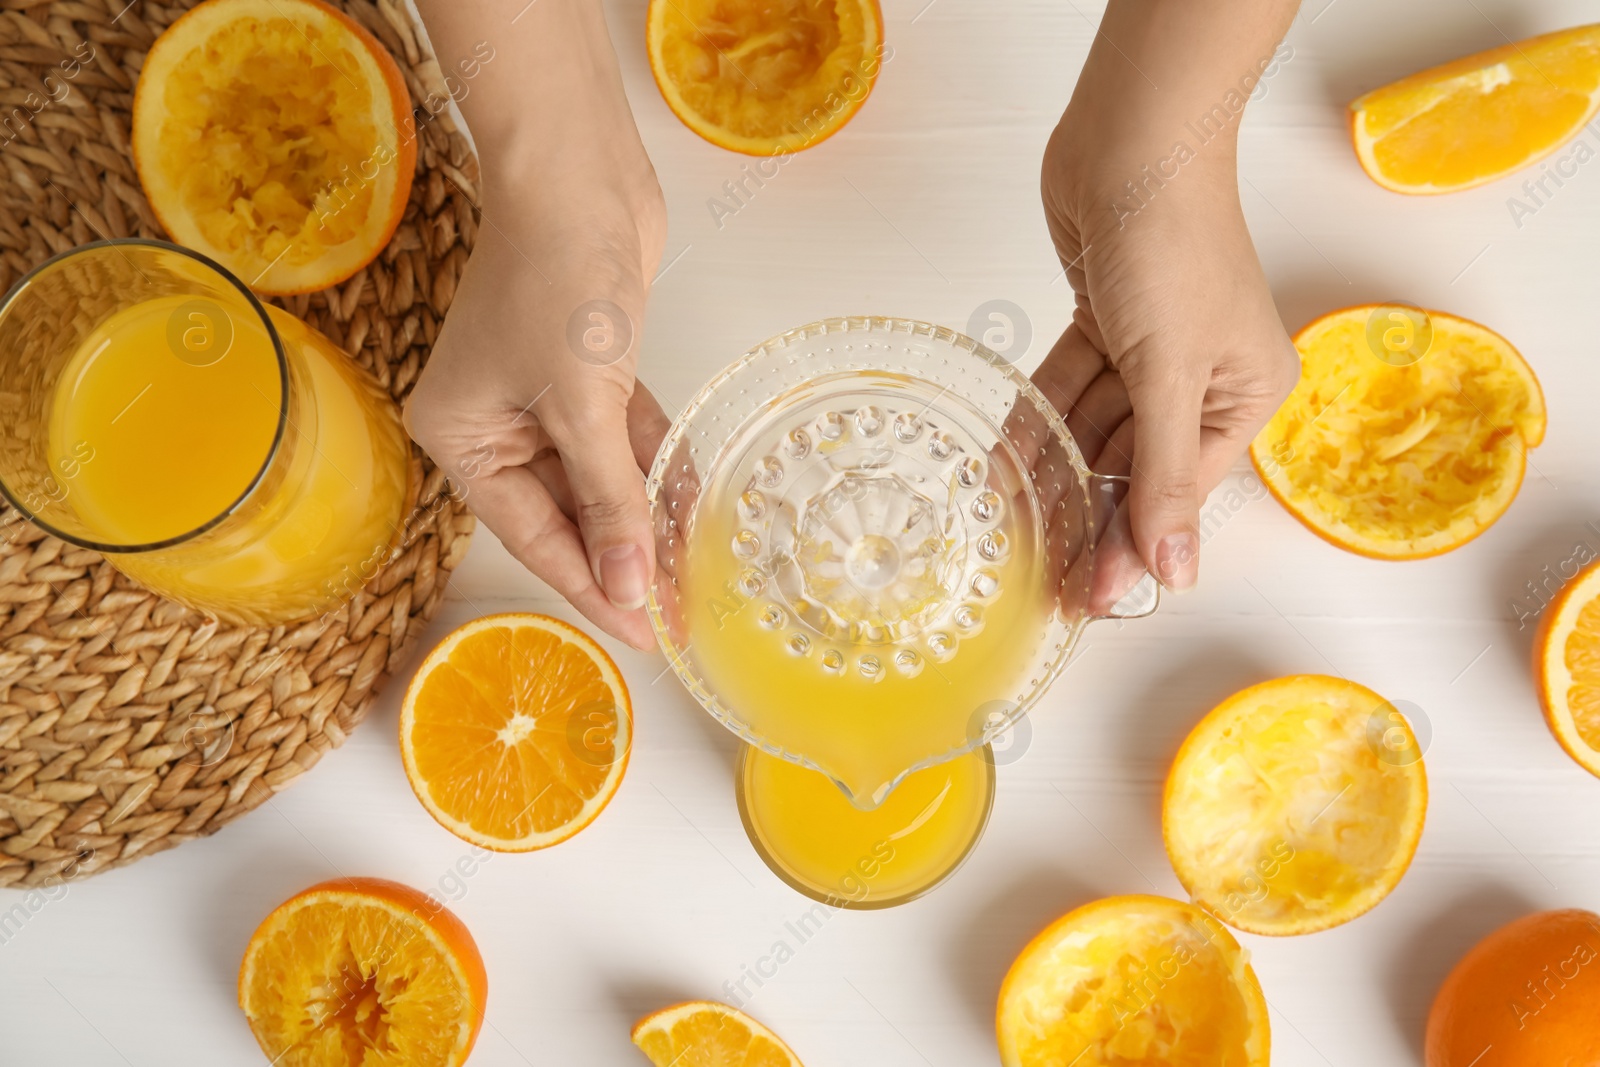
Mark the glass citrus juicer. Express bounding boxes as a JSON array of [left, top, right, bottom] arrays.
[[647, 316, 1156, 907]]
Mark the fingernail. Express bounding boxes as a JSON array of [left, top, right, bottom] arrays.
[[1155, 533, 1198, 592], [599, 545, 649, 610]]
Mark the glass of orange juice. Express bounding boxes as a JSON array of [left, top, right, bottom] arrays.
[[737, 742, 996, 909], [0, 239, 411, 626], [649, 317, 1157, 903]]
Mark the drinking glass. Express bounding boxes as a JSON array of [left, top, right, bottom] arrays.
[[0, 239, 411, 626]]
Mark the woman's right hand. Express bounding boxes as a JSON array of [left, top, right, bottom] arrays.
[[1033, 0, 1302, 592], [404, 198, 669, 651], [407, 0, 670, 650]]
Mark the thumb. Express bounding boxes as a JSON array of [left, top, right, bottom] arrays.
[[1124, 364, 1205, 591], [552, 401, 656, 612]]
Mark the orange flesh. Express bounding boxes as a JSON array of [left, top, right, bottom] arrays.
[[407, 623, 624, 844], [1352, 24, 1600, 192], [1566, 596, 1600, 748], [633, 1001, 801, 1067], [239, 885, 482, 1067]]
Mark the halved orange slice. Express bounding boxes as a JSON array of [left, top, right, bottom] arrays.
[[1251, 305, 1545, 559], [399, 613, 632, 851], [632, 1001, 804, 1067], [996, 895, 1269, 1066], [1163, 675, 1428, 936], [238, 877, 487, 1067], [1536, 558, 1600, 777], [1350, 24, 1600, 194], [646, 0, 885, 155], [133, 0, 415, 294]]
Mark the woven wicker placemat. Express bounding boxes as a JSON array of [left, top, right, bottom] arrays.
[[0, 0, 478, 887]]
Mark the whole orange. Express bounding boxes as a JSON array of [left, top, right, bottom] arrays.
[[1426, 908, 1600, 1066]]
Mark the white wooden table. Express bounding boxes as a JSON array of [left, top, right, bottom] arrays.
[[6, 1, 1599, 1063]]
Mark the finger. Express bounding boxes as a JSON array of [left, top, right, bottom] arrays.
[[1064, 370, 1132, 468], [1072, 298, 1111, 357], [628, 383, 672, 473], [1124, 363, 1206, 591], [1096, 417, 1136, 479], [548, 398, 657, 614], [536, 386, 673, 523], [464, 467, 656, 650], [1086, 419, 1144, 611], [649, 430, 700, 596], [1016, 324, 1108, 480], [999, 388, 1052, 484], [1196, 424, 1257, 499], [528, 448, 574, 518], [1090, 500, 1148, 613], [1031, 323, 1108, 417]]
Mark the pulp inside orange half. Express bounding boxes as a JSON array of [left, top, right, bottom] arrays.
[[1350, 24, 1600, 193], [996, 896, 1269, 1067], [133, 0, 414, 294], [647, 0, 884, 154], [1251, 306, 1544, 559], [1163, 676, 1427, 935], [238, 879, 485, 1067], [632, 1001, 803, 1067], [402, 615, 630, 850]]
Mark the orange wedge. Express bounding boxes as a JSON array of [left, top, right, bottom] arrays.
[[1163, 675, 1428, 936], [1350, 24, 1600, 194], [238, 877, 487, 1067], [646, 0, 885, 155], [133, 0, 415, 294], [632, 1001, 803, 1067], [1536, 558, 1600, 777], [996, 895, 1270, 1067], [1251, 305, 1544, 559], [399, 613, 631, 851]]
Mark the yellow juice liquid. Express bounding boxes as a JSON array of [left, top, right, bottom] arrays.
[[739, 746, 993, 907], [48, 295, 410, 624], [683, 474, 1045, 807]]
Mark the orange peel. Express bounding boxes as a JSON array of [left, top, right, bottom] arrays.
[[646, 0, 885, 155], [1163, 675, 1427, 935], [996, 894, 1270, 1066], [1252, 305, 1544, 559]]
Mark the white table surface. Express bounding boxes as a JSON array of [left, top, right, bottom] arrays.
[[7, 1, 1600, 1063]]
